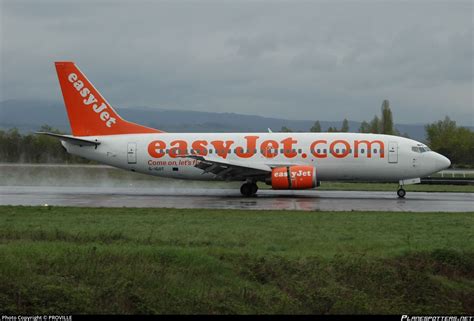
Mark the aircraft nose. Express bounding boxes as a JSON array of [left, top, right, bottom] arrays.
[[434, 153, 451, 171]]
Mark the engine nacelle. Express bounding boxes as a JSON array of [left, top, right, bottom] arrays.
[[271, 165, 317, 190]]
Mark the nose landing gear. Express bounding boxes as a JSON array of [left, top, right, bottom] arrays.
[[396, 178, 421, 198], [240, 182, 258, 197], [397, 187, 406, 198]]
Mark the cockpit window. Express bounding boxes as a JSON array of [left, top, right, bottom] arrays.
[[412, 146, 431, 153]]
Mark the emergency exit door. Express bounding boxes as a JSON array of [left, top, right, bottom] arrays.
[[388, 142, 398, 163], [127, 143, 137, 164]]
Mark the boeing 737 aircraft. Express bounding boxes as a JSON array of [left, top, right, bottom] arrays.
[[39, 62, 451, 198]]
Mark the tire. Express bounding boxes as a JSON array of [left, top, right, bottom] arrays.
[[240, 183, 252, 197], [250, 183, 258, 195], [397, 188, 406, 198]]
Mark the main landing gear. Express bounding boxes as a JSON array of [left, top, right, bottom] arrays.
[[240, 182, 258, 197], [397, 186, 406, 198]]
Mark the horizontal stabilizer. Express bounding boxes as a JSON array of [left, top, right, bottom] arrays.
[[36, 132, 100, 146]]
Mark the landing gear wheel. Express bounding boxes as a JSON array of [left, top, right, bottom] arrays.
[[397, 188, 406, 198], [250, 183, 258, 195], [240, 182, 258, 197]]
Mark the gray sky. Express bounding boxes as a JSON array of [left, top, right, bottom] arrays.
[[1, 0, 473, 125]]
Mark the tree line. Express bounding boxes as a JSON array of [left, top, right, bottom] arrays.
[[302, 100, 401, 135], [0, 125, 92, 164], [0, 102, 472, 166]]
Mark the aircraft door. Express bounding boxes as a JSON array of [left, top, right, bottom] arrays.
[[127, 142, 137, 164], [388, 142, 398, 164]]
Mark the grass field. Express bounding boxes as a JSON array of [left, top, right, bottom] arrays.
[[0, 206, 473, 314], [319, 182, 474, 193]]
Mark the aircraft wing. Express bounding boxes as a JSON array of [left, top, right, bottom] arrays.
[[180, 155, 272, 181]]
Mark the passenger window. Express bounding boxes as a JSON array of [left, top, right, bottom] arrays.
[[361, 149, 365, 154], [336, 149, 340, 153], [298, 149, 302, 154], [374, 149, 377, 154], [209, 149, 213, 154]]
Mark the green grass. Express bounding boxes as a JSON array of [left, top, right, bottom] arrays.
[[318, 182, 474, 193], [0, 206, 473, 314]]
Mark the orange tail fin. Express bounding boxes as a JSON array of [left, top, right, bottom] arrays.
[[55, 62, 163, 136]]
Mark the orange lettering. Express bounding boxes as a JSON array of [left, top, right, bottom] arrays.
[[281, 137, 297, 158], [330, 140, 350, 158], [354, 140, 385, 158], [169, 140, 188, 158], [310, 140, 327, 158], [191, 140, 208, 156], [235, 136, 259, 158], [148, 140, 166, 158], [260, 140, 279, 158], [210, 140, 234, 159]]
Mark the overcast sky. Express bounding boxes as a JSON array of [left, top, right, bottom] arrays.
[[1, 0, 473, 125]]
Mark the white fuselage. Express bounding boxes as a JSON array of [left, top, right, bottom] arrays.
[[63, 132, 450, 183]]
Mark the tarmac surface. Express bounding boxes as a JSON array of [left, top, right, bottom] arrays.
[[1, 186, 473, 212]]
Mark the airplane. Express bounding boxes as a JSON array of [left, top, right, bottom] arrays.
[[38, 61, 451, 198]]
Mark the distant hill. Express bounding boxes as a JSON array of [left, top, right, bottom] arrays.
[[0, 99, 448, 141]]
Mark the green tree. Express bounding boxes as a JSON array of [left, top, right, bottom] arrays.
[[425, 116, 474, 166], [310, 121, 321, 132], [369, 116, 381, 134], [359, 121, 371, 133], [381, 100, 394, 135], [0, 125, 95, 164], [280, 126, 292, 132], [340, 118, 349, 132], [327, 126, 338, 132], [1, 128, 22, 162]]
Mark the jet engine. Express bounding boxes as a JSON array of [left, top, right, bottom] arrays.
[[270, 165, 317, 189]]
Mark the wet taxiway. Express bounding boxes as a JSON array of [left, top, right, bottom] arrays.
[[0, 186, 472, 212]]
